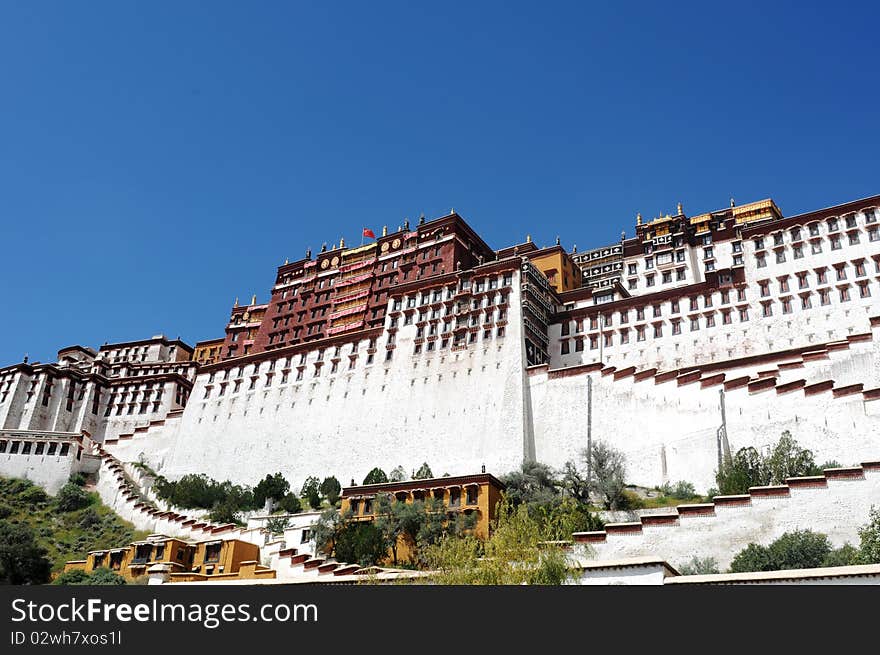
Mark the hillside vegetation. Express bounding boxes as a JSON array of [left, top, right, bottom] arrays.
[[0, 475, 149, 580]]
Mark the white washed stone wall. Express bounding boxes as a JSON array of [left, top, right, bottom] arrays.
[[577, 468, 880, 570], [154, 273, 528, 488]]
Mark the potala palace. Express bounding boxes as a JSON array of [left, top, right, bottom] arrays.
[[2, 192, 879, 502]]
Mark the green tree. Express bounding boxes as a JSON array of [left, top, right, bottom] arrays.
[[765, 431, 816, 484], [822, 544, 860, 567], [0, 520, 52, 585], [412, 463, 434, 480], [363, 468, 388, 485], [500, 460, 559, 511], [540, 498, 604, 540], [585, 442, 628, 510], [208, 500, 242, 525], [729, 543, 774, 573], [334, 522, 388, 568], [424, 499, 578, 585], [561, 460, 590, 504], [857, 506, 880, 564], [300, 476, 322, 510], [319, 476, 342, 505], [265, 516, 290, 535], [253, 473, 290, 509], [55, 483, 93, 512], [389, 466, 407, 482], [729, 530, 832, 573], [716, 446, 769, 495], [312, 508, 351, 558], [278, 493, 302, 514]]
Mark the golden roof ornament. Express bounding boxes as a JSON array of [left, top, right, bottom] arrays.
[[251, 294, 257, 305], [234, 297, 239, 308], [730, 197, 736, 208], [340, 237, 345, 248], [636, 212, 642, 225], [677, 202, 683, 215], [526, 234, 532, 243], [382, 225, 388, 236]]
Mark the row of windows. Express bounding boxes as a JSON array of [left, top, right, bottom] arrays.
[[752, 209, 877, 252], [559, 280, 876, 353], [569, 256, 880, 333], [755, 227, 878, 267], [758, 261, 873, 297], [412, 327, 507, 354], [0, 440, 72, 456]]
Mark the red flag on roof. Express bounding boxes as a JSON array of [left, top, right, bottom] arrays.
[[362, 227, 376, 239]]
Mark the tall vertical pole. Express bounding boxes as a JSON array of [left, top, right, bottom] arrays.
[[586, 375, 593, 487], [719, 388, 731, 464]]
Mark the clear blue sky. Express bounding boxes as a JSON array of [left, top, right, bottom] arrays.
[[1, 1, 877, 364]]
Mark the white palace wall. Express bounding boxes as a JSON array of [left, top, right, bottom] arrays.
[[527, 337, 880, 493], [107, 293, 880, 496], [148, 277, 530, 489]]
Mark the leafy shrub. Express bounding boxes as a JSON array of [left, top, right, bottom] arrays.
[[55, 568, 126, 585], [717, 432, 817, 495], [20, 485, 49, 506], [87, 568, 128, 585], [822, 543, 860, 567], [207, 501, 242, 526], [677, 556, 720, 575], [53, 569, 91, 585], [55, 483, 93, 512], [78, 508, 102, 529], [730, 530, 832, 573], [616, 489, 644, 510], [667, 480, 697, 500], [68, 473, 86, 487]]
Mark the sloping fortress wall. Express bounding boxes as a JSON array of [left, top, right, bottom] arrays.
[[572, 462, 880, 570]]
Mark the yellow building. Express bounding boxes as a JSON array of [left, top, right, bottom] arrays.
[[339, 472, 506, 563], [169, 538, 273, 582], [63, 534, 274, 583], [528, 245, 582, 292], [192, 338, 225, 366]]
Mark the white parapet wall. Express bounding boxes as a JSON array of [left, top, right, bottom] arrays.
[[0, 430, 99, 495], [573, 462, 880, 571]]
